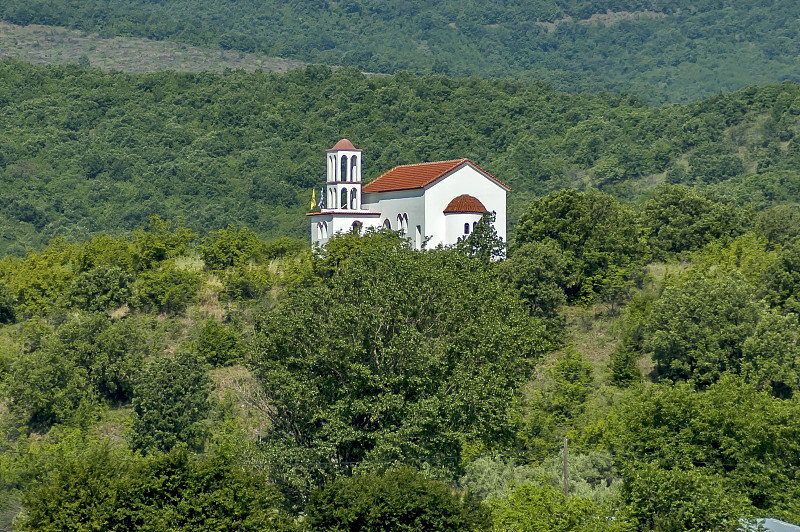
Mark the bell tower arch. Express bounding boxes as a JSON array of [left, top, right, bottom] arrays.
[[326, 138, 362, 211]]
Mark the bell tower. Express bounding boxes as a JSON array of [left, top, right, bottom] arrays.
[[325, 139, 362, 211]]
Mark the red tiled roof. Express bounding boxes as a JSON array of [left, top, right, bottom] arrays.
[[362, 159, 510, 193], [443, 194, 488, 214], [327, 139, 361, 152]]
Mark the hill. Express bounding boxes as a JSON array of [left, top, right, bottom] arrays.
[[2, 0, 800, 102], [0, 21, 305, 74], [2, 60, 800, 255]]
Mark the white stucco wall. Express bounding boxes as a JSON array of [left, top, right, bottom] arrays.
[[309, 212, 382, 246], [424, 166, 508, 248], [362, 189, 426, 249]]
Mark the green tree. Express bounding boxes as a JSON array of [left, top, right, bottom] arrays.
[[251, 240, 548, 502], [497, 240, 566, 318], [489, 482, 627, 532], [306, 466, 490, 531], [456, 212, 506, 263], [67, 265, 133, 311], [644, 272, 762, 386], [515, 190, 644, 302], [613, 377, 800, 525], [198, 224, 264, 270], [129, 352, 212, 454], [134, 260, 202, 313], [640, 184, 746, 259]]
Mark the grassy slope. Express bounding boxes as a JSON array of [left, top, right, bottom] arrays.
[[0, 21, 305, 74]]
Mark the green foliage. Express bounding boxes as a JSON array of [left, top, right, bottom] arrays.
[[132, 216, 197, 271], [6, 312, 149, 426], [608, 345, 643, 387], [456, 212, 506, 263], [620, 462, 751, 532], [67, 264, 133, 311], [488, 481, 628, 532], [193, 318, 243, 366], [644, 272, 762, 387], [497, 240, 567, 318], [251, 239, 548, 501], [0, 280, 17, 323], [759, 238, 800, 314], [129, 352, 212, 454], [640, 185, 746, 259], [306, 466, 490, 531], [198, 224, 264, 270], [134, 260, 202, 313], [515, 190, 644, 302], [17, 444, 297, 531], [613, 376, 800, 524], [0, 61, 799, 256], [5, 0, 800, 102], [459, 458, 537, 502]]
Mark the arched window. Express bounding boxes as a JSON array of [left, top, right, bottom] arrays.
[[350, 188, 358, 210], [473, 221, 478, 231], [340, 155, 348, 182], [340, 188, 348, 210], [464, 223, 470, 235], [328, 156, 334, 180], [397, 214, 404, 234], [352, 221, 362, 234], [350, 156, 359, 181], [403, 214, 409, 233], [329, 188, 336, 209], [383, 219, 391, 230], [317, 222, 322, 240]]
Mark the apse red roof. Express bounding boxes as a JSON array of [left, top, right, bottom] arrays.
[[327, 139, 361, 151], [362, 159, 510, 193], [443, 194, 488, 214]]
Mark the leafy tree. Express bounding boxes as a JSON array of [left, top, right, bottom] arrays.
[[193, 318, 243, 366], [740, 310, 800, 398], [644, 272, 762, 387], [0, 280, 17, 323], [759, 238, 800, 314], [198, 224, 264, 270], [67, 265, 133, 311], [251, 240, 548, 502], [132, 216, 197, 271], [306, 466, 490, 531], [456, 212, 506, 263], [18, 443, 297, 531], [497, 240, 566, 318], [129, 352, 212, 454], [134, 260, 202, 313], [613, 377, 800, 525], [640, 184, 746, 259], [515, 189, 644, 302], [488, 482, 628, 532]]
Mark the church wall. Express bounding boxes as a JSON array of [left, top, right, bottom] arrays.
[[424, 166, 508, 248], [362, 189, 426, 248]]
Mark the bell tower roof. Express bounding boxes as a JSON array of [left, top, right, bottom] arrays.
[[327, 138, 361, 152]]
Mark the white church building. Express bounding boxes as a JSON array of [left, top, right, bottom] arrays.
[[308, 139, 509, 249]]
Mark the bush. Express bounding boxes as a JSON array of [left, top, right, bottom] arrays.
[[306, 466, 490, 531]]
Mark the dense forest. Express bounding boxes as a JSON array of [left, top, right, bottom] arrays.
[[0, 184, 799, 529], [2, 19, 800, 527], [3, 60, 800, 257], [2, 0, 800, 102]]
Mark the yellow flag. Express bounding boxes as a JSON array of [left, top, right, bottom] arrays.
[[310, 189, 317, 210]]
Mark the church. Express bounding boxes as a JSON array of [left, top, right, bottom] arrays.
[[308, 139, 509, 249]]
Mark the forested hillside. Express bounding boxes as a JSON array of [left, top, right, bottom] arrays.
[[3, 59, 800, 256], [2, 0, 800, 102], [0, 188, 799, 528]]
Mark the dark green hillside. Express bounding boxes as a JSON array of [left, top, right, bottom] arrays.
[[3, 60, 800, 255], [2, 0, 800, 102]]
